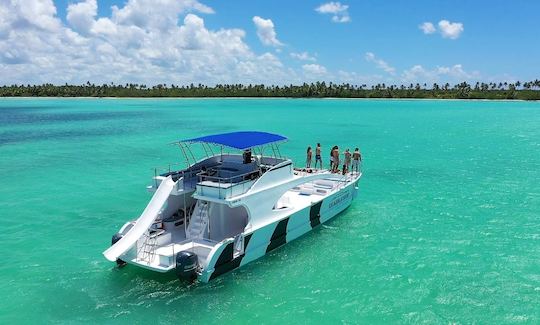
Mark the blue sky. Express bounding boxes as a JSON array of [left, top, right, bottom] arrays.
[[1, 0, 539, 85], [209, 0, 540, 77]]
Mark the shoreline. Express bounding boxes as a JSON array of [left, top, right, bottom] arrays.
[[0, 96, 539, 102]]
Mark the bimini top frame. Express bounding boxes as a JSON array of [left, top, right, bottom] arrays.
[[172, 131, 288, 169]]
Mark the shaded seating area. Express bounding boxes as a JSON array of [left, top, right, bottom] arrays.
[[198, 160, 260, 184]]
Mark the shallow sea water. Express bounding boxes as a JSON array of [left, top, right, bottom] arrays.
[[0, 98, 539, 323]]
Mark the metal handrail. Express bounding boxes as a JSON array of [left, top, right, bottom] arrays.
[[152, 162, 185, 174], [196, 168, 260, 184], [196, 169, 260, 199], [151, 167, 205, 191], [189, 203, 209, 239]]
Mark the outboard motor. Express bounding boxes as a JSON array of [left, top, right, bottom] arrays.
[[176, 251, 198, 281], [111, 233, 127, 267]]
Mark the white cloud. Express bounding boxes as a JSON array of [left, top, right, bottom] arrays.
[[421, 20, 464, 39], [315, 2, 350, 23], [402, 64, 478, 83], [0, 0, 296, 85], [252, 16, 283, 47], [3, 0, 62, 32], [438, 20, 464, 39], [290, 51, 316, 62], [302, 63, 327, 75], [111, 0, 214, 31], [0, 0, 484, 86], [337, 70, 383, 85], [419, 22, 436, 34], [332, 15, 351, 23], [436, 64, 474, 79], [402, 65, 429, 82], [67, 0, 97, 35], [365, 52, 395, 74]]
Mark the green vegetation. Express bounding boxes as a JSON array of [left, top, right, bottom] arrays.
[[1, 81, 540, 100]]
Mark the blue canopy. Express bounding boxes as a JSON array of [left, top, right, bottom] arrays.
[[180, 131, 287, 150]]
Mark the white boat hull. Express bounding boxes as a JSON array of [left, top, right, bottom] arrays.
[[199, 180, 358, 282]]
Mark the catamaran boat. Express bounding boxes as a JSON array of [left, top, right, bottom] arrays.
[[103, 131, 362, 282]]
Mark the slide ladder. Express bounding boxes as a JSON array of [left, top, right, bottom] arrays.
[[103, 175, 176, 262], [139, 233, 158, 263]]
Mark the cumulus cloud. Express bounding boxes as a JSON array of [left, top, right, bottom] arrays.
[[302, 63, 327, 75], [420, 20, 464, 39], [402, 64, 478, 83], [419, 22, 436, 34], [438, 20, 464, 39], [436, 64, 475, 79], [66, 0, 97, 35], [337, 70, 383, 85], [290, 51, 316, 61], [111, 0, 214, 31], [252, 16, 283, 47], [0, 0, 296, 85], [0, 0, 62, 36], [0, 0, 481, 86], [315, 2, 350, 23], [402, 65, 429, 82], [365, 52, 395, 74]]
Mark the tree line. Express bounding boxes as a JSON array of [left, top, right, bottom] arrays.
[[1, 80, 540, 100]]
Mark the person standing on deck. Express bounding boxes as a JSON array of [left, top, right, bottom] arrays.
[[329, 146, 336, 171], [332, 146, 340, 173], [343, 149, 351, 175], [306, 146, 312, 168], [314, 143, 322, 169], [352, 148, 361, 173], [242, 149, 252, 164]]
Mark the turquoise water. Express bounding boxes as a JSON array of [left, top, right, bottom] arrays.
[[1, 98, 539, 323]]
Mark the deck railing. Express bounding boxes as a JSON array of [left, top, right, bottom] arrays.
[[196, 169, 261, 199], [151, 165, 205, 192]]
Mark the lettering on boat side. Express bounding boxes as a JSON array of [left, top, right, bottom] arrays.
[[328, 190, 350, 209]]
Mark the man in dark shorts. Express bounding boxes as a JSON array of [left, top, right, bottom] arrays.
[[314, 143, 322, 169]]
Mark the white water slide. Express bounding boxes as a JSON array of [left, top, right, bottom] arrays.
[[103, 176, 176, 262]]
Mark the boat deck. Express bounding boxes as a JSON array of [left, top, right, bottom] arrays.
[[128, 238, 218, 272]]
